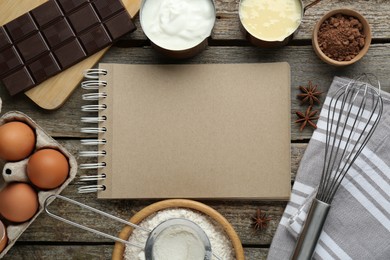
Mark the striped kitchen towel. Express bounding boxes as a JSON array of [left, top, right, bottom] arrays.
[[268, 77, 390, 260]]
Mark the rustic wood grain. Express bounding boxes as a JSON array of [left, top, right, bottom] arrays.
[[1, 1, 389, 259], [212, 0, 390, 41], [0, 139, 306, 257], [2, 245, 114, 260], [0, 133, 285, 256], [19, 184, 288, 245], [2, 245, 268, 260], [1, 45, 389, 140], [125, 0, 390, 41]]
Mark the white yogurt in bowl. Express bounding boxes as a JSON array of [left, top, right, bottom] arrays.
[[140, 0, 216, 57]]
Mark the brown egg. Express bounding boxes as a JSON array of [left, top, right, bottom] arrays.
[[0, 183, 39, 223], [27, 149, 69, 190], [0, 220, 7, 253], [0, 121, 36, 161]]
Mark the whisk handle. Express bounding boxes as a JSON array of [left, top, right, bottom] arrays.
[[291, 199, 331, 260]]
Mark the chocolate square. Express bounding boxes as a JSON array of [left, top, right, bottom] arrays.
[[28, 53, 61, 83], [43, 19, 75, 48], [16, 33, 49, 62], [68, 4, 99, 34], [93, 0, 124, 20], [57, 0, 89, 14], [0, 47, 23, 78], [5, 13, 38, 41], [53, 38, 86, 68], [2, 67, 35, 96], [79, 25, 111, 54], [104, 11, 136, 40], [0, 27, 12, 50], [31, 0, 63, 27]]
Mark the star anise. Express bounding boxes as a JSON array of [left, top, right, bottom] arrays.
[[297, 81, 323, 105], [295, 106, 319, 131], [251, 209, 272, 231]]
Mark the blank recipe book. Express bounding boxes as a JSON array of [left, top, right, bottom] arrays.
[[86, 62, 291, 199]]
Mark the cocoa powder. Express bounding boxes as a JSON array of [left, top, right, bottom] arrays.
[[317, 14, 366, 62]]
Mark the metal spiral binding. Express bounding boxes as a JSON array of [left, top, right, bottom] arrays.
[[81, 116, 106, 123], [83, 68, 107, 79], [79, 69, 109, 193], [81, 104, 107, 112], [79, 150, 106, 157], [78, 185, 106, 193], [80, 127, 106, 134], [81, 80, 107, 90], [82, 92, 107, 101], [79, 162, 106, 170], [80, 139, 106, 145], [79, 174, 106, 181]]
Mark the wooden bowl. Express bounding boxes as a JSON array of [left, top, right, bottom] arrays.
[[112, 199, 245, 260], [312, 9, 371, 66]]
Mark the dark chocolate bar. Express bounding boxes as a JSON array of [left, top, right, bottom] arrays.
[[0, 0, 136, 96]]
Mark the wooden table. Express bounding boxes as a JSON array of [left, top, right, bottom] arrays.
[[1, 0, 389, 259]]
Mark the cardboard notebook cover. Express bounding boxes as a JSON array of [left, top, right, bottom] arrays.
[[97, 63, 291, 199]]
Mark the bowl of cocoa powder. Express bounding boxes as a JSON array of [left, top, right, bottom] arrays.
[[312, 9, 371, 66]]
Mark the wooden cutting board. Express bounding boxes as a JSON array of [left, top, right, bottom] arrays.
[[0, 0, 141, 110]]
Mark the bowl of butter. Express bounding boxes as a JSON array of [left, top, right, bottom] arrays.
[[239, 0, 318, 47]]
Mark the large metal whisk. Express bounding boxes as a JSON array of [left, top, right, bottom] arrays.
[[292, 74, 383, 260]]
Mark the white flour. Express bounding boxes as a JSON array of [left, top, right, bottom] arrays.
[[124, 208, 235, 260], [152, 225, 205, 260]]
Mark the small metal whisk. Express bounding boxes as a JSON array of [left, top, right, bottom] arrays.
[[292, 74, 383, 260]]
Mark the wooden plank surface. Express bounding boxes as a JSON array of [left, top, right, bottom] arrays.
[[1, 45, 390, 140], [211, 0, 390, 41], [1, 0, 389, 259], [2, 245, 269, 260], [125, 0, 390, 41]]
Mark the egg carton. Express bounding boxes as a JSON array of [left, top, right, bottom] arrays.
[[0, 111, 77, 258]]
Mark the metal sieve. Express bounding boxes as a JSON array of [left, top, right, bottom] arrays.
[[44, 195, 219, 260]]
